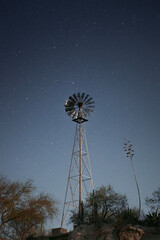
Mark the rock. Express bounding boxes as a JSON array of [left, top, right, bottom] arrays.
[[119, 226, 144, 240], [68, 224, 114, 240]]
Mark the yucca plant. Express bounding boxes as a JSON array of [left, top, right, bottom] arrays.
[[144, 209, 160, 227], [123, 139, 141, 220]]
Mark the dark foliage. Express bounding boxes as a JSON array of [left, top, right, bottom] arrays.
[[145, 188, 160, 211], [114, 208, 139, 235], [0, 176, 58, 240], [70, 185, 128, 227], [143, 210, 160, 227]]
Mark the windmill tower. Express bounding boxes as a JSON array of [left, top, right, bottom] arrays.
[[61, 92, 95, 227]]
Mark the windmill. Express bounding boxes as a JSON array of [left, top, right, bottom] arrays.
[[61, 92, 95, 227]]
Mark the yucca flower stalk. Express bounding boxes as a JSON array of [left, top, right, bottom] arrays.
[[124, 139, 141, 220]]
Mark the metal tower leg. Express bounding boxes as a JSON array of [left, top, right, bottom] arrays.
[[61, 123, 93, 227]]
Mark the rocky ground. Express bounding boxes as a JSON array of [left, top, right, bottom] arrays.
[[68, 224, 114, 240], [68, 224, 160, 240], [29, 225, 160, 240]]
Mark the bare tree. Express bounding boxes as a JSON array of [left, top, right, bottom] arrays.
[[0, 176, 58, 240], [0, 176, 34, 228], [145, 187, 160, 211]]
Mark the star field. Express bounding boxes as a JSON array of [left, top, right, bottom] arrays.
[[0, 0, 160, 229]]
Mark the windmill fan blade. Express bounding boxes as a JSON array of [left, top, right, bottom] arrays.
[[83, 109, 91, 116], [80, 93, 84, 102], [65, 107, 75, 112], [65, 108, 75, 112], [82, 110, 87, 117], [81, 92, 85, 100], [83, 94, 90, 102], [85, 105, 95, 108], [85, 97, 92, 104], [72, 93, 79, 102], [64, 101, 70, 107], [83, 108, 94, 113], [72, 111, 77, 119], [64, 92, 95, 120], [85, 101, 95, 105], [85, 107, 95, 111], [85, 102, 95, 107], [67, 104, 75, 109], [65, 102, 75, 107], [68, 108, 75, 113], [82, 109, 88, 116], [65, 106, 73, 110], [65, 100, 72, 106], [66, 101, 75, 107], [69, 96, 76, 103], [68, 109, 75, 116], [77, 92, 81, 101], [83, 107, 94, 111]]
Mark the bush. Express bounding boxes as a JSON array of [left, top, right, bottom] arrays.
[[114, 208, 139, 236], [69, 185, 128, 227], [143, 209, 160, 227]]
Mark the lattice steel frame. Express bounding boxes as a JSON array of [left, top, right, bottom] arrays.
[[61, 122, 93, 227]]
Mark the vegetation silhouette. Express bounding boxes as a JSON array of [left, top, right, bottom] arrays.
[[0, 176, 58, 240], [124, 139, 141, 220]]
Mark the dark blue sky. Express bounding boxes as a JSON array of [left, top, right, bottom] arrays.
[[0, 0, 160, 229]]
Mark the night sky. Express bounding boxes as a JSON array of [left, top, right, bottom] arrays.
[[0, 0, 160, 229]]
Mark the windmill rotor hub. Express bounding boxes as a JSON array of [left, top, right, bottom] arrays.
[[78, 102, 83, 109]]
